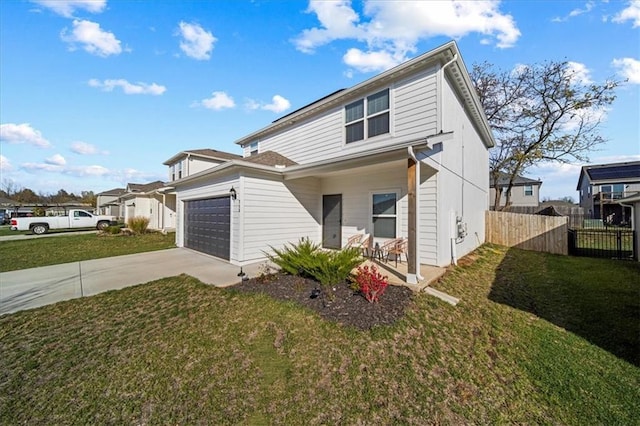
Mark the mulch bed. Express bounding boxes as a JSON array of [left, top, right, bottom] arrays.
[[230, 273, 414, 330]]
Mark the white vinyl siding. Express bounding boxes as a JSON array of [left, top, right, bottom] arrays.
[[254, 68, 438, 165], [394, 68, 438, 139], [242, 175, 320, 262]]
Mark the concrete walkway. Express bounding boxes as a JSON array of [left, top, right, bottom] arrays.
[[0, 248, 264, 315]]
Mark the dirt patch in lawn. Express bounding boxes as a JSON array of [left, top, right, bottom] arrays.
[[231, 273, 414, 330]]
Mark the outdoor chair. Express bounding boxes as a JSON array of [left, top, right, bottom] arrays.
[[346, 233, 363, 248], [378, 238, 407, 267], [354, 233, 371, 257], [386, 238, 408, 267], [377, 238, 401, 264]]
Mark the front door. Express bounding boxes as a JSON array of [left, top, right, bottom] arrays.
[[72, 210, 94, 228], [322, 194, 342, 249]]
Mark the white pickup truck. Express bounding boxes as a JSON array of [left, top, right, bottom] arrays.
[[10, 210, 118, 235]]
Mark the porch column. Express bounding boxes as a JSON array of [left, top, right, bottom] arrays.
[[407, 157, 418, 284]]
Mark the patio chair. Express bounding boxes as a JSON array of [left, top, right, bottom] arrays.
[[353, 233, 371, 257], [377, 238, 401, 263], [380, 238, 408, 267], [346, 233, 363, 248]]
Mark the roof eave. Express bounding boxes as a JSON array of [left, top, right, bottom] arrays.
[[234, 41, 477, 146]]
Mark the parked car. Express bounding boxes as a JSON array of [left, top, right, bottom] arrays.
[[10, 209, 117, 235]]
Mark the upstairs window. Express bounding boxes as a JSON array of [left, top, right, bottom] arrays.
[[176, 161, 183, 179], [524, 185, 533, 196], [345, 89, 389, 144], [249, 141, 258, 156]]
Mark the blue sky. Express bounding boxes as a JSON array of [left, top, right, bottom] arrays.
[[1, 0, 638, 200]]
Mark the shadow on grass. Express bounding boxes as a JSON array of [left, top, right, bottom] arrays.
[[489, 248, 640, 366]]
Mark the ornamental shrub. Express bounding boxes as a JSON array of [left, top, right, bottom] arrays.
[[353, 264, 389, 303], [266, 238, 321, 277], [265, 238, 363, 288], [127, 216, 150, 234]]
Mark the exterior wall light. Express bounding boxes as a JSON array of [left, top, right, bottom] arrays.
[[229, 187, 237, 200]]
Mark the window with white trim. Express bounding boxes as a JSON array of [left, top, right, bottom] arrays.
[[372, 192, 397, 238], [345, 88, 390, 144], [248, 141, 258, 156], [524, 185, 533, 196]]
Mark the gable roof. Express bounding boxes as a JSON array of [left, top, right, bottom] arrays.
[[234, 40, 495, 149], [97, 187, 126, 196], [163, 149, 241, 165], [126, 181, 165, 193], [490, 173, 542, 187], [243, 151, 297, 167], [576, 161, 640, 190]]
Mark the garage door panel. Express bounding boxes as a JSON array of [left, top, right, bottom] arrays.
[[184, 197, 230, 260]]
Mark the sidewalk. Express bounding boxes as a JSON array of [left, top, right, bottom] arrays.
[[0, 248, 264, 315]]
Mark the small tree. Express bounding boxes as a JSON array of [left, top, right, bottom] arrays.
[[471, 61, 623, 210]]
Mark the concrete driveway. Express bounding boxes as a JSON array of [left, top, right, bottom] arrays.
[[0, 248, 264, 315]]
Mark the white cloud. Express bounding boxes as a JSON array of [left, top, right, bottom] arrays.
[[45, 154, 66, 166], [88, 78, 166, 95], [612, 57, 640, 84], [261, 95, 291, 113], [293, 0, 520, 73], [612, 0, 640, 27], [0, 155, 13, 172], [294, 0, 365, 53], [0, 123, 51, 148], [343, 48, 403, 73], [566, 61, 593, 84], [552, 1, 595, 22], [70, 141, 109, 155], [177, 21, 216, 60], [31, 0, 106, 18], [245, 95, 291, 113], [21, 161, 110, 177], [61, 19, 122, 57], [194, 91, 236, 110]]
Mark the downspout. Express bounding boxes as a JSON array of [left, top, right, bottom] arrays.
[[407, 146, 424, 282], [438, 54, 458, 133], [439, 53, 459, 266]]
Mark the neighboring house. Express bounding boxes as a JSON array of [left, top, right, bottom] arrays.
[[620, 192, 640, 261], [96, 188, 126, 218], [168, 41, 495, 283], [489, 173, 542, 210], [577, 161, 640, 225], [163, 149, 242, 182], [120, 181, 176, 230]]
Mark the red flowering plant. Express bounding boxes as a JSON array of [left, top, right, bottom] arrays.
[[353, 264, 389, 303]]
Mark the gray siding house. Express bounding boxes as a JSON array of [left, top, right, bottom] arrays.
[[169, 41, 495, 283], [577, 161, 640, 225], [490, 173, 542, 210]]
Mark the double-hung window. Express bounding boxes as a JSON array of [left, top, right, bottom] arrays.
[[524, 185, 533, 196], [345, 88, 389, 143], [176, 161, 183, 179], [372, 192, 397, 238], [249, 141, 259, 156]]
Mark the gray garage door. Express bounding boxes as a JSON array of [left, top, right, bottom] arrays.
[[184, 197, 230, 260]]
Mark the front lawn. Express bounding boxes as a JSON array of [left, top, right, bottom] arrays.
[[0, 245, 638, 424], [0, 232, 176, 272]]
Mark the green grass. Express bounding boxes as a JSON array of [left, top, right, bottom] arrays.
[[0, 245, 638, 424], [0, 225, 28, 236], [0, 232, 176, 272]]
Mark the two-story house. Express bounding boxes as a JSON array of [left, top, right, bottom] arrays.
[[96, 188, 125, 218], [577, 161, 640, 225], [120, 181, 173, 230], [168, 41, 495, 284], [489, 173, 542, 210]]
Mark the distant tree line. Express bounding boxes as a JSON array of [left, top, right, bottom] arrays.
[[1, 179, 97, 207]]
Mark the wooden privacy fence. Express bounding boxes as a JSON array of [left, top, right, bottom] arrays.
[[486, 211, 568, 255]]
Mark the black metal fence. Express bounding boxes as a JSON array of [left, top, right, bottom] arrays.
[[568, 228, 636, 260]]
